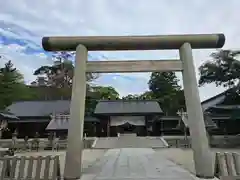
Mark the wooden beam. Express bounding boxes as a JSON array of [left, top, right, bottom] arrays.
[[42, 34, 225, 51], [86, 60, 183, 73]]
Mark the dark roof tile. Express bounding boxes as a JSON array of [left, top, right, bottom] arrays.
[[6, 100, 71, 117], [0, 111, 19, 120], [94, 100, 163, 114], [46, 116, 99, 130]]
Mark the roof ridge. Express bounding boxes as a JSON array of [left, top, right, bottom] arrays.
[[98, 99, 158, 102], [11, 100, 71, 104]]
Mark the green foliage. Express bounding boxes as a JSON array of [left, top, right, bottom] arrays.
[[148, 72, 185, 115], [85, 86, 119, 115], [140, 91, 154, 99], [19, 86, 73, 101], [0, 53, 187, 116], [122, 91, 154, 100], [33, 52, 99, 87], [199, 49, 240, 105], [91, 86, 119, 100], [121, 72, 185, 115], [0, 61, 29, 109], [122, 94, 140, 100], [199, 49, 240, 88]]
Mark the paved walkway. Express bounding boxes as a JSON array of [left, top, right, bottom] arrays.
[[82, 148, 195, 180]]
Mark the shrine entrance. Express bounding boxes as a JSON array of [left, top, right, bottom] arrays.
[[116, 123, 137, 135], [42, 33, 225, 179], [110, 116, 145, 136], [121, 123, 135, 133]]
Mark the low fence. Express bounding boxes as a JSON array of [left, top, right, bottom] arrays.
[[165, 138, 191, 148], [215, 152, 240, 180], [0, 138, 95, 152], [164, 135, 240, 149], [53, 138, 95, 150], [0, 155, 61, 180]]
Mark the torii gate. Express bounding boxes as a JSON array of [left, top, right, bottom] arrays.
[[42, 34, 225, 179]]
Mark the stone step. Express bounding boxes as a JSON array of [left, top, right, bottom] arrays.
[[93, 136, 167, 149]]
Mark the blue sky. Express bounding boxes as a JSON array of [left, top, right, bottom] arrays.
[[0, 0, 239, 100]]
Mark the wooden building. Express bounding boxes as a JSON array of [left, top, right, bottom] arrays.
[[5, 100, 99, 138], [201, 90, 240, 135], [44, 100, 163, 137], [0, 111, 19, 138], [4, 90, 240, 138], [94, 100, 163, 136], [46, 115, 100, 138]]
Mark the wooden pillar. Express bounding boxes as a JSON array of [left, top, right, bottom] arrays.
[[107, 118, 110, 137]]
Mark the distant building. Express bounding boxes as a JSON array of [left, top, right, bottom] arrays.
[[202, 90, 240, 135], [5, 99, 163, 138], [4, 90, 240, 138], [93, 100, 163, 136]]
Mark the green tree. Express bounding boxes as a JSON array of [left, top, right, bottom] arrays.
[[199, 49, 240, 88], [139, 91, 154, 99], [85, 86, 119, 115], [122, 94, 140, 100], [30, 52, 99, 101], [33, 52, 99, 87], [148, 72, 185, 115], [0, 60, 28, 109], [199, 49, 240, 104], [122, 91, 154, 100], [91, 86, 119, 100]]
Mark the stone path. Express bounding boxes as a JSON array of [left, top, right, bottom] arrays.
[[82, 148, 195, 180]]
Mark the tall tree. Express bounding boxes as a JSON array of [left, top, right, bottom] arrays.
[[91, 86, 119, 100], [148, 72, 185, 115], [33, 52, 99, 87], [199, 49, 240, 88], [31, 52, 99, 100], [199, 49, 240, 104], [0, 60, 28, 109]]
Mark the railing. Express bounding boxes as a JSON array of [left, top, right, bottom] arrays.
[[165, 138, 191, 148], [0, 155, 61, 180], [0, 138, 95, 151]]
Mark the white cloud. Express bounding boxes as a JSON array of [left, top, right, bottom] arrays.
[[0, 0, 240, 100]]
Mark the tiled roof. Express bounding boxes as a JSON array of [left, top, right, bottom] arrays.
[[7, 99, 163, 117], [94, 100, 163, 114], [46, 116, 99, 130], [6, 100, 70, 117]]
